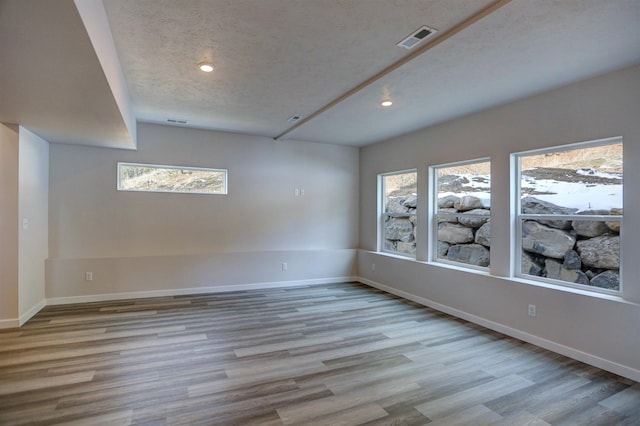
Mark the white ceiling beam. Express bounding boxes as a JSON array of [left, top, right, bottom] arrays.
[[274, 0, 512, 141]]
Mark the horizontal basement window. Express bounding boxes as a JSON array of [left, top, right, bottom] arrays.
[[117, 162, 227, 195]]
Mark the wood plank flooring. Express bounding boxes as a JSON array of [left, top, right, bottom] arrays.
[[0, 282, 638, 425]]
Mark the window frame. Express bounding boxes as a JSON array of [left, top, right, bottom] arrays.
[[378, 169, 417, 259], [117, 162, 228, 195], [513, 137, 622, 294], [430, 158, 492, 271]]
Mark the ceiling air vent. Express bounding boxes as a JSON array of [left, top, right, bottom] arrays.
[[167, 118, 189, 125], [397, 25, 438, 50]]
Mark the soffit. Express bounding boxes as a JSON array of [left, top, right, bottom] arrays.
[[0, 0, 134, 148]]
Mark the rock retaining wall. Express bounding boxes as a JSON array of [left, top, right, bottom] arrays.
[[383, 194, 417, 256], [518, 197, 620, 290], [384, 194, 621, 290]]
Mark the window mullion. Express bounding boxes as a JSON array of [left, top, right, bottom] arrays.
[[519, 214, 622, 221]]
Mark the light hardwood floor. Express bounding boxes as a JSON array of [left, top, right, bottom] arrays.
[[0, 282, 638, 425]]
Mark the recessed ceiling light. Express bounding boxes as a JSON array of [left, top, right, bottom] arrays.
[[381, 100, 393, 107], [198, 62, 214, 73]]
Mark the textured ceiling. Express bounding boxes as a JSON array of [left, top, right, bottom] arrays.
[[105, 0, 640, 146], [102, 0, 496, 140], [290, 0, 640, 145], [1, 0, 640, 148]]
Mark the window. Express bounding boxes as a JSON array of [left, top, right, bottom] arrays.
[[380, 170, 417, 257], [432, 159, 491, 268], [118, 163, 227, 194], [515, 137, 622, 292]]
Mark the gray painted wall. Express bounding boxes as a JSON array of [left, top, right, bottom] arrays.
[[18, 127, 48, 322], [358, 65, 640, 379], [0, 125, 49, 327], [47, 123, 359, 299], [0, 124, 19, 326]]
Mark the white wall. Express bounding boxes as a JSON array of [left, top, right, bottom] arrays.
[[0, 124, 49, 327], [358, 64, 640, 380], [0, 124, 19, 327], [47, 123, 359, 300], [18, 127, 48, 323]]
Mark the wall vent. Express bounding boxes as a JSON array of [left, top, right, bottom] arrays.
[[167, 118, 189, 124], [397, 25, 438, 49], [287, 115, 302, 124]]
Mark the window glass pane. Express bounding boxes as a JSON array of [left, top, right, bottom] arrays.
[[517, 140, 622, 291], [118, 163, 227, 194], [435, 161, 491, 268], [521, 219, 621, 291], [382, 172, 417, 257], [520, 143, 622, 212]]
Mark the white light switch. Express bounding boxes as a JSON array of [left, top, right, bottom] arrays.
[[22, 218, 29, 230]]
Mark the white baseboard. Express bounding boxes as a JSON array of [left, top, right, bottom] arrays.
[[19, 299, 46, 326], [46, 276, 358, 306], [358, 277, 640, 383], [13, 275, 639, 382], [0, 318, 19, 330]]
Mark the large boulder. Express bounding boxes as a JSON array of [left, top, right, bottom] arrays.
[[571, 220, 608, 238], [606, 208, 622, 233], [544, 259, 589, 285], [396, 241, 416, 256], [572, 210, 610, 238], [447, 244, 490, 267], [458, 209, 490, 228], [437, 241, 450, 258], [576, 235, 620, 269], [522, 220, 576, 259], [438, 222, 474, 244], [438, 208, 459, 223], [383, 240, 396, 252], [521, 197, 578, 229], [590, 270, 620, 290], [522, 252, 543, 276], [403, 194, 417, 209], [385, 217, 414, 242], [606, 220, 621, 233], [438, 195, 459, 208], [563, 250, 582, 270], [386, 197, 410, 214], [454, 195, 484, 212], [475, 221, 491, 247]]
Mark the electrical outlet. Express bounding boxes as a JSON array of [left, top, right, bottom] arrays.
[[282, 262, 288, 271], [371, 263, 376, 271], [85, 272, 93, 281], [528, 304, 536, 317]]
